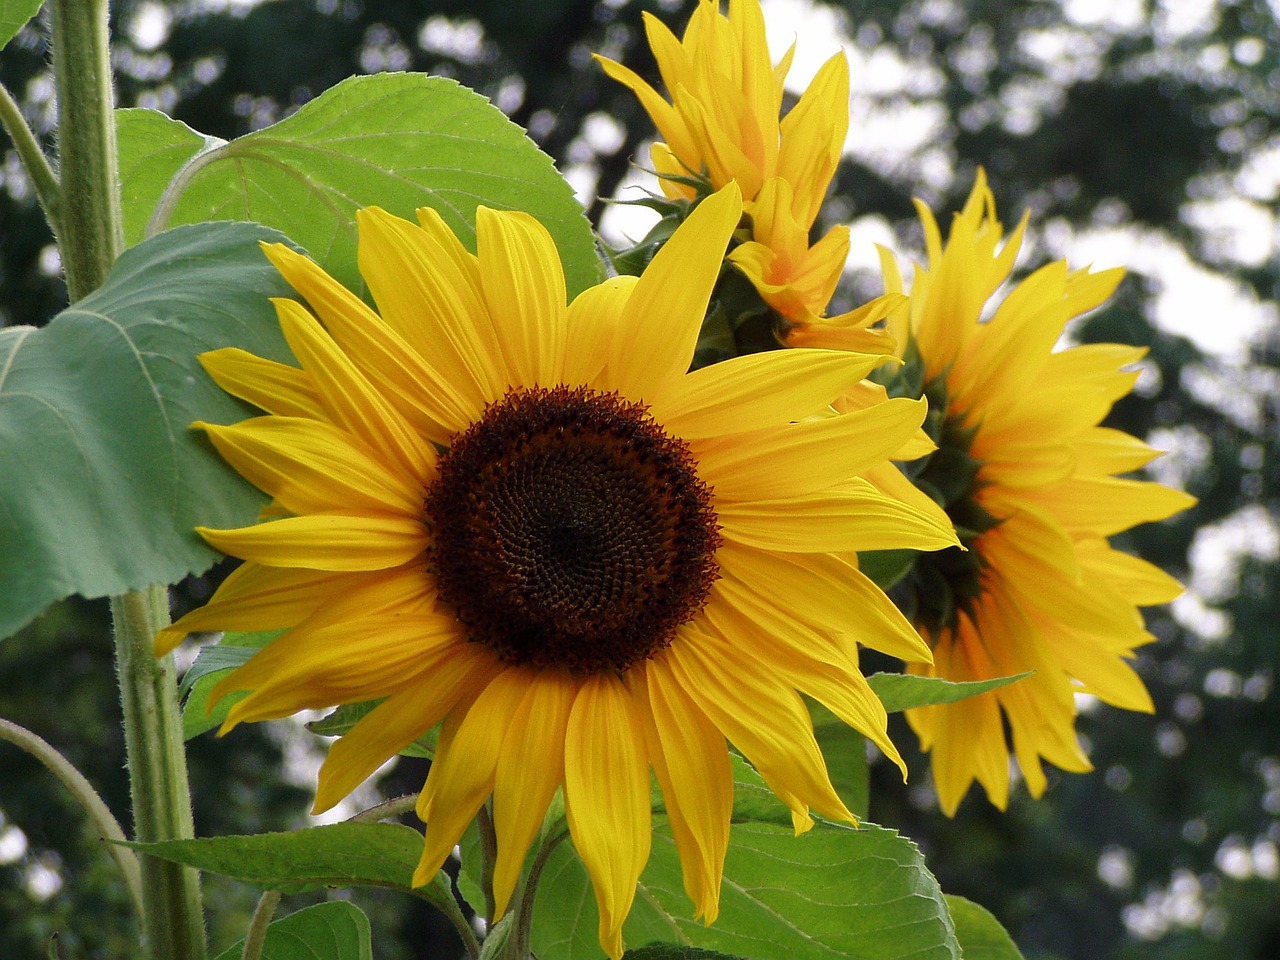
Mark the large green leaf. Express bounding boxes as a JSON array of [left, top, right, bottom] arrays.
[[211, 902, 373, 960], [0, 222, 297, 641], [945, 896, 1025, 960], [0, 0, 41, 49], [116, 73, 602, 296], [125, 822, 455, 913], [525, 760, 958, 960]]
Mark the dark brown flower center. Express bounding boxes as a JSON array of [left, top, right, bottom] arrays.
[[424, 385, 721, 675]]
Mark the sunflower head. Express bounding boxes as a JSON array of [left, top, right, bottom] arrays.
[[597, 0, 886, 348], [851, 170, 1198, 814], [160, 183, 962, 957]]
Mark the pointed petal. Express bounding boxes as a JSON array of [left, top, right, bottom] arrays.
[[667, 625, 852, 829], [691, 397, 926, 501], [263, 241, 484, 438], [635, 657, 732, 923], [476, 207, 567, 389], [563, 275, 637, 387], [717, 477, 960, 553], [654, 348, 889, 439], [198, 416, 422, 517], [313, 643, 499, 812], [490, 668, 577, 918], [413, 669, 530, 887], [197, 513, 427, 571], [198, 348, 324, 420], [564, 675, 651, 960], [609, 184, 742, 401]]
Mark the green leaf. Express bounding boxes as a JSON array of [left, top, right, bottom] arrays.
[[0, 0, 41, 50], [809, 704, 869, 819], [945, 896, 1025, 960], [623, 947, 749, 960], [856, 548, 917, 590], [211, 901, 373, 960], [118, 73, 602, 296], [0, 222, 297, 641], [117, 109, 210, 243], [125, 822, 453, 905], [181, 631, 281, 740], [530, 762, 959, 960], [866, 671, 1032, 713], [305, 702, 438, 759]]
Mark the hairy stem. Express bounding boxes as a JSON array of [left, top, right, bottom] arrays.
[[50, 1, 208, 957], [111, 588, 208, 960], [0, 81, 60, 235], [239, 890, 282, 960], [0, 718, 143, 918]]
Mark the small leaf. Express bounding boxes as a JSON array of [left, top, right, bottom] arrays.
[[210, 901, 373, 960], [181, 631, 280, 740], [123, 822, 447, 904], [121, 73, 602, 296], [866, 671, 1032, 713], [0, 222, 297, 641], [530, 760, 959, 960], [0, 0, 42, 50], [945, 896, 1026, 960], [306, 701, 438, 758], [623, 947, 749, 960]]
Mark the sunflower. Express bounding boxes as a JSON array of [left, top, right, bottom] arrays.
[[596, 0, 887, 346], [158, 184, 959, 957], [792, 170, 1196, 814]]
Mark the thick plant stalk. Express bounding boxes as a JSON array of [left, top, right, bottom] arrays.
[[50, 1, 207, 958]]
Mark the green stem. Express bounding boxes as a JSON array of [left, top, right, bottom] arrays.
[[49, 1, 207, 957], [239, 890, 282, 960], [111, 587, 208, 960], [49, 0, 122, 300], [0, 81, 61, 235], [505, 829, 568, 960], [348, 793, 418, 824], [0, 717, 143, 918]]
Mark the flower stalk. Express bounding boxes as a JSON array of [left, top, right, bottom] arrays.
[[50, 1, 207, 957]]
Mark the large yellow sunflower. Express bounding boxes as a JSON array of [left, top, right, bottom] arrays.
[[158, 184, 959, 957], [596, 0, 887, 345], [792, 171, 1196, 815]]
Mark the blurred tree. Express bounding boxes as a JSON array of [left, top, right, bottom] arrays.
[[0, 1, 1275, 958]]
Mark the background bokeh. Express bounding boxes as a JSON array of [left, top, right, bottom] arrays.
[[0, 1, 1276, 958]]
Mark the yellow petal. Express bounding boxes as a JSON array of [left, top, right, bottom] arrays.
[[653, 348, 885, 438], [717, 477, 960, 553], [636, 657, 732, 923], [609, 184, 742, 402], [476, 207, 567, 389], [313, 643, 499, 813], [197, 513, 427, 571], [273, 298, 435, 478], [490, 668, 578, 918], [563, 675, 651, 960], [155, 564, 354, 654], [198, 348, 324, 420], [262, 241, 484, 438], [413, 669, 531, 888], [690, 397, 926, 501], [356, 206, 505, 403], [667, 624, 852, 829], [563, 276, 637, 387], [198, 416, 422, 516]]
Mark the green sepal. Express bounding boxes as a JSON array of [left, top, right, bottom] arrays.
[[867, 671, 1032, 713]]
